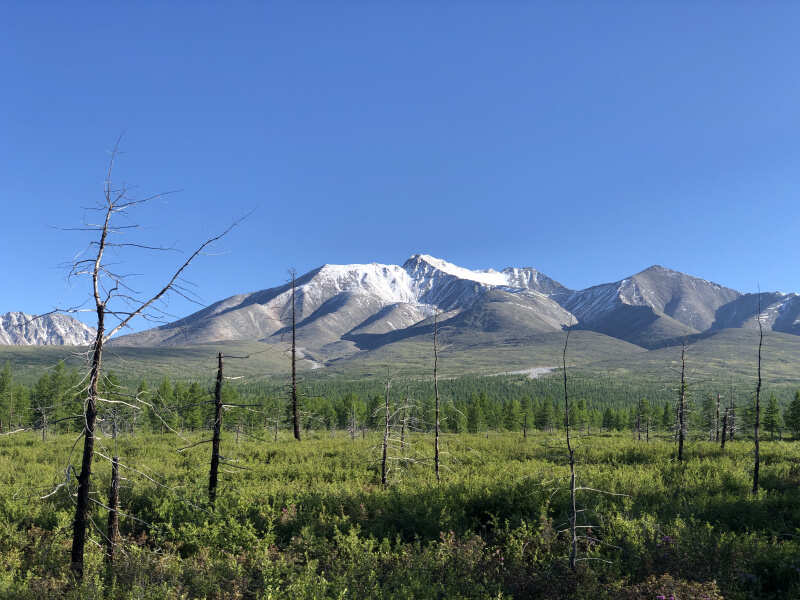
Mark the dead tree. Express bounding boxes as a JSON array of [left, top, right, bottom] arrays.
[[728, 380, 736, 441], [290, 270, 301, 441], [400, 386, 409, 452], [105, 410, 120, 567], [433, 310, 441, 483], [350, 398, 358, 441], [636, 398, 642, 442], [720, 407, 728, 450], [65, 139, 234, 579], [562, 327, 577, 571], [677, 342, 688, 462], [753, 294, 764, 495], [715, 393, 721, 442], [381, 370, 391, 487], [208, 352, 224, 505]]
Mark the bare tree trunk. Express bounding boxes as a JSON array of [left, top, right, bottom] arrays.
[[105, 456, 120, 566], [753, 296, 764, 495], [400, 405, 407, 451], [209, 352, 223, 506], [729, 381, 736, 441], [351, 400, 357, 441], [290, 271, 301, 441], [636, 399, 641, 442], [678, 342, 687, 463], [523, 413, 528, 440], [433, 311, 441, 483], [381, 372, 390, 487], [563, 328, 577, 571], [721, 407, 728, 450], [715, 393, 721, 442], [71, 305, 104, 579]]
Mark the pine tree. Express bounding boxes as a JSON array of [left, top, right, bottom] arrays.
[[602, 407, 614, 431], [503, 399, 520, 431], [784, 390, 800, 440], [763, 393, 782, 440], [466, 397, 484, 434], [574, 398, 587, 432], [661, 402, 672, 431], [742, 397, 757, 434], [536, 400, 554, 431]]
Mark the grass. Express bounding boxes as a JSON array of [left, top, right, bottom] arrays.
[[1, 429, 799, 598]]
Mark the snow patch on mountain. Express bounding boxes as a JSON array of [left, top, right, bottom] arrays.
[[407, 254, 509, 287]]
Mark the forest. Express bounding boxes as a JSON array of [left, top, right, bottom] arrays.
[[3, 360, 799, 442]]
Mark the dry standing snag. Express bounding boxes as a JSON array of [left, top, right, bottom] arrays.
[[64, 138, 236, 579]]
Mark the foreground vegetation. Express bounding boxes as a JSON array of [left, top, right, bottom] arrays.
[[1, 430, 799, 599]]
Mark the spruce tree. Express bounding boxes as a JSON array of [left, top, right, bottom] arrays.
[[763, 393, 782, 440], [467, 398, 484, 434], [785, 390, 800, 439]]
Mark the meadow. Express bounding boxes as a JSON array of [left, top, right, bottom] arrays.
[[1, 428, 799, 599]]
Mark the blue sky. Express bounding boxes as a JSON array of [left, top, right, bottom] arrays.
[[2, 2, 799, 331]]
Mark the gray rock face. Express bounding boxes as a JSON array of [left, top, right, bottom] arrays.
[[0, 312, 96, 345], [111, 255, 800, 354], [711, 292, 800, 335]]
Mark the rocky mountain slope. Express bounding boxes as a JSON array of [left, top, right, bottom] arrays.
[[114, 255, 574, 355], [0, 312, 96, 345], [111, 254, 799, 360]]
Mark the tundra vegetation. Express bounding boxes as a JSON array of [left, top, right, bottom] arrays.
[[1, 361, 800, 599]]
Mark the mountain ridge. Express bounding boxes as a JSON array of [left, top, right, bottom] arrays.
[[108, 255, 798, 358], [0, 312, 96, 346], [6, 256, 798, 359]]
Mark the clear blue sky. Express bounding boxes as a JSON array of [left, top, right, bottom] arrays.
[[2, 2, 799, 331]]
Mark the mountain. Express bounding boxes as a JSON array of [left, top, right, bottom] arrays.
[[560, 265, 742, 348], [114, 254, 574, 358], [711, 292, 800, 335], [110, 255, 800, 372], [0, 312, 96, 346]]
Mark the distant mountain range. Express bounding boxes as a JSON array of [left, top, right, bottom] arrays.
[[0, 312, 95, 346], [5, 256, 798, 365], [107, 254, 797, 358]]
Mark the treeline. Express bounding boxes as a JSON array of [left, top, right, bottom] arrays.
[[2, 361, 800, 439]]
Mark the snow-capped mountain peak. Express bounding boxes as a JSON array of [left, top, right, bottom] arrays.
[[404, 254, 510, 287], [0, 312, 96, 346]]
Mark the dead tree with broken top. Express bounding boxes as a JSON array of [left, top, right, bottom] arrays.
[[677, 341, 688, 462], [753, 293, 764, 495], [289, 270, 301, 441], [381, 369, 391, 487], [208, 352, 224, 505], [563, 326, 578, 571], [105, 409, 120, 568], [433, 310, 441, 483]]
